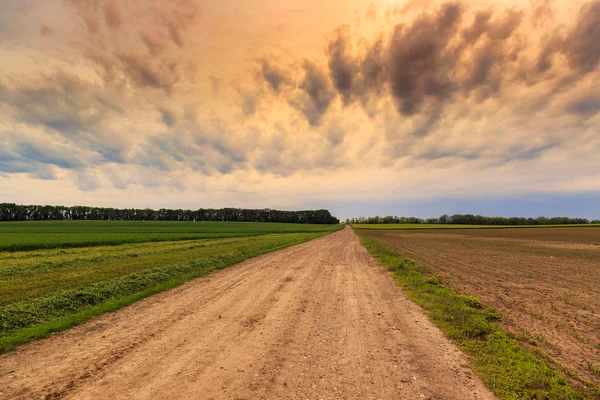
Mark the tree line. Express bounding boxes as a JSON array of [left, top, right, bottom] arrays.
[[0, 203, 340, 224], [346, 214, 600, 225]]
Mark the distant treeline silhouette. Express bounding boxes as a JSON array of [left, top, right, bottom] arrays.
[[0, 203, 340, 224], [347, 214, 600, 225]]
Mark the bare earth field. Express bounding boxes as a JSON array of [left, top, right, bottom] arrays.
[[0, 227, 493, 400], [361, 227, 600, 388]]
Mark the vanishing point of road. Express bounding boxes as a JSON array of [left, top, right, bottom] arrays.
[[0, 227, 494, 399]]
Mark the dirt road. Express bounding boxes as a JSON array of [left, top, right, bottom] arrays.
[[0, 227, 494, 399]]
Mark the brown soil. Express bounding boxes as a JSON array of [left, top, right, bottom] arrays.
[[0, 227, 494, 400], [362, 228, 600, 388]]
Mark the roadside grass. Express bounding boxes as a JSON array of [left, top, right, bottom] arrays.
[[0, 221, 342, 251], [358, 234, 590, 400], [0, 235, 311, 305], [0, 220, 343, 233], [0, 232, 263, 252], [0, 231, 331, 353], [353, 223, 600, 230]]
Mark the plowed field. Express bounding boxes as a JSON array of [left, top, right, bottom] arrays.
[[361, 227, 600, 388]]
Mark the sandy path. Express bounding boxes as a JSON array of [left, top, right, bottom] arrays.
[[0, 227, 494, 400]]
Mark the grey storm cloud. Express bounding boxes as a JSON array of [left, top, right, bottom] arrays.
[[504, 141, 562, 163], [1, 0, 598, 188], [387, 2, 463, 116], [535, 1, 600, 81], [325, 123, 346, 146], [64, 0, 201, 93], [416, 147, 481, 162], [0, 131, 91, 179], [289, 61, 337, 126], [562, 1, 600, 73], [0, 0, 203, 178], [567, 96, 600, 118], [258, 0, 600, 128], [356, 37, 388, 105], [116, 53, 179, 91], [0, 148, 40, 175], [326, 1, 527, 118], [102, 0, 122, 29], [0, 72, 130, 165], [413, 136, 561, 165], [328, 25, 358, 106], [14, 142, 86, 170], [133, 118, 257, 175], [159, 107, 178, 127], [240, 91, 260, 116], [135, 115, 347, 177], [0, 72, 123, 139], [259, 58, 293, 93], [459, 9, 523, 96]]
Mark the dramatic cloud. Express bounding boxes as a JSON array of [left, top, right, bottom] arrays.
[[328, 25, 358, 106], [0, 126, 94, 178], [252, 0, 600, 130], [0, 72, 129, 164], [159, 107, 178, 127], [289, 61, 337, 126], [2, 72, 117, 134], [66, 0, 201, 93], [387, 2, 463, 115], [0, 0, 203, 179], [322, 2, 526, 119], [0, 0, 598, 211], [561, 1, 600, 73], [259, 58, 293, 93], [567, 95, 600, 118]]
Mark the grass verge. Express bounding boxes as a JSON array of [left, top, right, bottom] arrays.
[[0, 232, 329, 353], [0, 232, 265, 252], [358, 234, 590, 400]]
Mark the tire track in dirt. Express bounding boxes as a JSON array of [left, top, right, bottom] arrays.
[[0, 227, 494, 399]]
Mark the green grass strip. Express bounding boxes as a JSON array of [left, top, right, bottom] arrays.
[[0, 232, 328, 353], [0, 223, 343, 252], [0, 232, 267, 252], [358, 234, 589, 400]]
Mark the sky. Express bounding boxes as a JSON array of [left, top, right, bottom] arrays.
[[0, 0, 599, 220]]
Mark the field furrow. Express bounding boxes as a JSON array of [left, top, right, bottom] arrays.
[[361, 228, 600, 389]]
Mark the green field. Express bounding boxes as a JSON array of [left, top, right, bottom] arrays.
[[0, 220, 341, 251], [0, 221, 341, 351], [352, 223, 600, 230]]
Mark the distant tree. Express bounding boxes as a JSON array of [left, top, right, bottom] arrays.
[[342, 212, 595, 226], [0, 203, 339, 224]]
